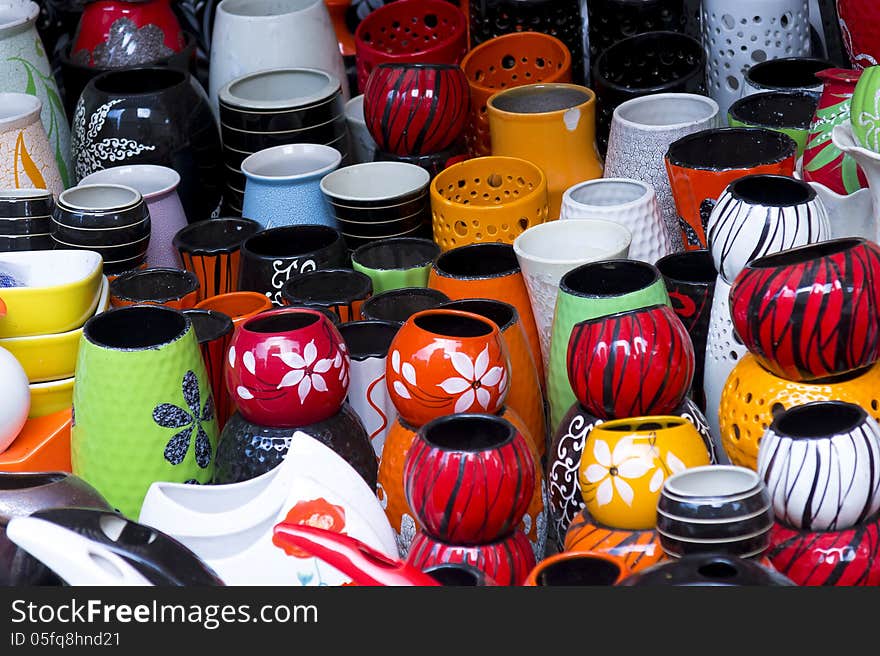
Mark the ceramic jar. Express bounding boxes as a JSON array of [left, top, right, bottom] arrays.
[[0, 187, 54, 251], [360, 287, 450, 324], [523, 551, 626, 586], [604, 92, 720, 253], [618, 553, 795, 586], [727, 91, 818, 156], [488, 84, 602, 220], [225, 307, 350, 428], [586, 0, 686, 68], [208, 0, 348, 110], [742, 56, 832, 97], [72, 305, 219, 518], [0, 93, 62, 196], [72, 66, 224, 223], [109, 267, 199, 309], [563, 508, 665, 574], [354, 0, 468, 94], [592, 31, 705, 158], [280, 268, 373, 323], [0, 0, 71, 187], [351, 237, 439, 294], [559, 178, 671, 263], [459, 31, 572, 156], [837, 0, 880, 69], [665, 127, 798, 249]]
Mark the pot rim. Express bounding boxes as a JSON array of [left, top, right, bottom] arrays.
[[559, 258, 662, 299], [0, 92, 41, 127], [182, 308, 235, 344], [768, 400, 869, 441], [0, 0, 37, 35], [744, 56, 832, 91], [280, 267, 373, 305], [461, 31, 572, 94], [241, 143, 342, 182], [219, 67, 340, 111], [351, 237, 439, 270], [337, 319, 400, 359], [238, 306, 329, 336], [662, 464, 763, 500], [354, 0, 466, 57], [88, 66, 190, 98], [744, 236, 865, 270], [655, 249, 717, 287], [486, 83, 595, 118], [725, 173, 817, 207], [217, 0, 325, 20], [437, 297, 518, 333], [612, 92, 719, 132], [666, 127, 797, 171], [57, 184, 143, 213], [419, 412, 517, 453], [79, 165, 181, 200], [728, 90, 818, 130], [109, 267, 200, 303], [562, 178, 653, 212], [432, 242, 520, 280], [83, 304, 191, 351], [173, 217, 261, 254], [321, 162, 430, 202], [569, 302, 671, 329], [513, 218, 632, 266], [240, 224, 342, 259]]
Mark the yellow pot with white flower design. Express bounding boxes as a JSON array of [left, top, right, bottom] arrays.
[[578, 416, 712, 530]]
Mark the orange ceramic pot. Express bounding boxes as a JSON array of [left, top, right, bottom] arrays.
[[487, 83, 603, 219], [194, 291, 273, 327], [324, 0, 355, 57], [523, 550, 626, 586], [108, 267, 200, 310], [430, 156, 549, 251], [428, 243, 544, 388], [461, 32, 572, 157], [0, 408, 72, 473], [563, 508, 666, 575]]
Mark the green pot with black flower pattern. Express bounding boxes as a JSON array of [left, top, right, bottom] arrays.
[[71, 305, 218, 518]]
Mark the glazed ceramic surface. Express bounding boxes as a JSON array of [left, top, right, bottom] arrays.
[[618, 552, 795, 586], [838, 0, 880, 69], [351, 237, 438, 294], [728, 91, 818, 156], [184, 308, 234, 431], [344, 95, 376, 164], [563, 507, 665, 574], [0, 93, 62, 195], [0, 186, 54, 251], [360, 287, 449, 324], [523, 551, 625, 586], [0, 345, 28, 450], [742, 56, 831, 97]]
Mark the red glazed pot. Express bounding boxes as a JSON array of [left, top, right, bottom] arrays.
[[566, 304, 695, 420], [363, 63, 470, 157], [404, 414, 535, 545], [405, 528, 535, 586], [730, 237, 880, 382], [386, 309, 510, 427], [354, 0, 468, 93], [225, 307, 350, 427], [838, 0, 880, 70]]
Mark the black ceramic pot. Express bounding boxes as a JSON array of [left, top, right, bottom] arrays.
[[727, 91, 818, 149], [743, 57, 834, 97], [238, 225, 350, 306], [360, 287, 450, 323], [280, 268, 373, 323], [592, 30, 705, 157], [221, 116, 348, 153], [72, 65, 223, 223], [214, 404, 378, 490], [0, 472, 111, 586], [655, 249, 716, 413], [0, 189, 55, 251], [423, 562, 495, 586], [587, 0, 686, 69], [109, 267, 200, 307], [618, 553, 796, 586]]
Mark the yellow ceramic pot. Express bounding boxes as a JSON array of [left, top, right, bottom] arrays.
[[487, 83, 603, 220], [28, 376, 74, 418], [578, 416, 712, 530], [720, 353, 880, 471], [430, 156, 549, 252]]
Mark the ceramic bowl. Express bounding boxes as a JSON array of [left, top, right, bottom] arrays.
[[0, 250, 103, 338], [28, 376, 74, 419], [0, 276, 110, 383]]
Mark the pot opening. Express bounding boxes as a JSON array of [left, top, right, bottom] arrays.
[[227, 69, 333, 103], [361, 288, 449, 323], [183, 309, 234, 344], [413, 311, 493, 337], [746, 58, 829, 89], [85, 306, 188, 349], [773, 401, 865, 439], [664, 466, 759, 498], [243, 145, 340, 178], [176, 218, 260, 252], [617, 94, 716, 127], [535, 556, 621, 586], [353, 238, 438, 270], [221, 0, 316, 17], [439, 299, 515, 332], [603, 417, 686, 432], [245, 310, 320, 333], [94, 68, 186, 95], [697, 561, 738, 580], [0, 93, 40, 122], [562, 260, 658, 297], [111, 269, 198, 302], [244, 225, 339, 257], [434, 243, 518, 279], [748, 237, 861, 269], [422, 414, 514, 451], [667, 128, 795, 170], [0, 472, 67, 491], [729, 92, 816, 129], [490, 85, 590, 114], [728, 174, 814, 206], [59, 184, 140, 211], [322, 162, 430, 201], [656, 250, 716, 285], [569, 180, 646, 206], [337, 321, 400, 357], [424, 564, 482, 586], [197, 292, 269, 317], [281, 269, 372, 304]]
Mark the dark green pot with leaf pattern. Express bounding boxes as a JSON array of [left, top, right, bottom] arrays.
[[71, 306, 218, 519]]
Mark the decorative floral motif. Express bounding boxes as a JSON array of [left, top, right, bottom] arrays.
[[438, 346, 507, 413], [583, 436, 654, 507], [72, 97, 156, 181], [153, 370, 214, 468], [273, 498, 347, 559], [275, 339, 334, 404], [648, 451, 686, 493]]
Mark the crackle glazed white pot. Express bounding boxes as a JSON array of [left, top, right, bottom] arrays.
[[0, 93, 62, 195]]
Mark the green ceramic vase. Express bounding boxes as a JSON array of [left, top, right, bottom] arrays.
[[71, 305, 218, 518], [547, 259, 671, 432], [351, 237, 439, 294], [851, 65, 880, 152]]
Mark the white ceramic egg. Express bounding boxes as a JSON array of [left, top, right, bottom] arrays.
[[0, 345, 29, 452]]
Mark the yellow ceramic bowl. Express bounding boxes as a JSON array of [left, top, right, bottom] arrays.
[[28, 376, 74, 418], [0, 250, 103, 338], [0, 276, 110, 382]]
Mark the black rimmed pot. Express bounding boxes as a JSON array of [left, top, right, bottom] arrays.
[[351, 237, 439, 294], [360, 287, 450, 324], [587, 0, 687, 67], [237, 224, 349, 306], [0, 234, 54, 251], [656, 249, 716, 413], [743, 57, 833, 97], [0, 189, 55, 248], [727, 91, 819, 156], [220, 115, 348, 152], [0, 188, 54, 219], [592, 30, 705, 157], [109, 267, 200, 309], [618, 553, 795, 586], [423, 562, 496, 586], [280, 268, 374, 323], [73, 65, 223, 224]]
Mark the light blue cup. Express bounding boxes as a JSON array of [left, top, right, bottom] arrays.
[[241, 143, 342, 229]]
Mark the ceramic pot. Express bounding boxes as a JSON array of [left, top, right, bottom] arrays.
[[423, 562, 495, 586], [80, 164, 187, 268], [319, 161, 431, 249], [546, 259, 670, 432], [372, 145, 464, 180], [72, 305, 219, 518], [655, 249, 716, 413], [0, 0, 72, 187], [72, 66, 223, 223], [851, 65, 880, 152], [213, 403, 377, 489], [430, 155, 549, 251], [730, 238, 880, 381], [353, 0, 467, 93], [280, 268, 373, 323], [758, 401, 880, 531], [109, 267, 199, 309], [592, 31, 705, 158], [173, 217, 262, 301], [618, 552, 795, 586], [351, 237, 439, 294], [0, 471, 111, 585], [700, 0, 811, 118], [559, 179, 671, 263], [799, 168, 876, 241], [604, 92, 720, 253], [768, 513, 880, 585], [802, 68, 866, 195], [51, 183, 151, 274], [742, 56, 832, 97], [208, 0, 348, 110], [0, 186, 53, 251], [523, 551, 626, 586], [194, 290, 272, 326], [719, 353, 880, 470], [360, 287, 449, 324], [459, 31, 571, 157], [513, 219, 632, 374], [728, 91, 818, 156], [344, 95, 377, 164], [428, 242, 542, 386], [237, 224, 349, 306], [567, 304, 695, 420], [0, 407, 73, 473], [225, 307, 350, 428], [0, 93, 62, 195], [563, 507, 665, 574], [837, 0, 880, 69], [665, 127, 798, 249], [183, 308, 234, 432], [487, 84, 602, 219]]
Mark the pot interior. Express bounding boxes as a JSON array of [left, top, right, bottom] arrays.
[[282, 269, 371, 303], [177, 218, 260, 251], [746, 57, 829, 89], [562, 259, 658, 297], [321, 162, 429, 201], [60, 184, 140, 211], [569, 180, 646, 206], [0, 472, 67, 491], [413, 311, 493, 338], [183, 309, 234, 344], [221, 0, 315, 17], [85, 306, 188, 349], [425, 564, 482, 586], [439, 299, 515, 332], [773, 402, 865, 439], [337, 321, 399, 357], [422, 414, 513, 451], [361, 288, 448, 322], [227, 69, 333, 103], [729, 92, 816, 129], [664, 467, 759, 498], [353, 238, 438, 270], [656, 250, 716, 285], [244, 225, 338, 257], [667, 128, 794, 170], [112, 269, 197, 301], [244, 145, 339, 178], [245, 310, 320, 333], [617, 94, 716, 127], [0, 93, 40, 122], [728, 174, 815, 206], [535, 557, 621, 586], [491, 85, 590, 114], [434, 243, 518, 279]]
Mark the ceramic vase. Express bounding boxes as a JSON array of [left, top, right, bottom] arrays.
[[727, 91, 818, 156], [837, 0, 880, 69], [0, 92, 62, 195], [71, 305, 219, 518], [604, 92, 720, 253], [183, 308, 234, 432], [360, 287, 450, 324], [281, 268, 373, 323], [563, 508, 665, 574], [0, 0, 71, 187], [109, 267, 199, 309], [351, 237, 439, 294], [742, 56, 832, 97]]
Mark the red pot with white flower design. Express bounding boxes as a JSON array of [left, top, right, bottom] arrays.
[[386, 309, 511, 428], [225, 308, 350, 428]]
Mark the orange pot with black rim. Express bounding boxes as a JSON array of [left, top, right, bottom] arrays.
[[194, 291, 272, 327], [109, 267, 200, 310], [523, 551, 627, 586]]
